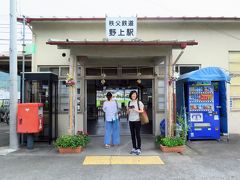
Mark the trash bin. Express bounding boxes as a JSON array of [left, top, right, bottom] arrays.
[[160, 119, 165, 136]]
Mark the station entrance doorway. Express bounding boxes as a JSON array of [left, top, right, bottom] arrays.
[[87, 79, 153, 136]]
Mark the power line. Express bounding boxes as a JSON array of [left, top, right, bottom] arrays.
[[0, 43, 27, 45], [0, 38, 32, 40], [0, 32, 32, 34], [0, 24, 24, 26], [0, 27, 30, 29]]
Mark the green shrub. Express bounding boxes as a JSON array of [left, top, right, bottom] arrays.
[[161, 137, 185, 147], [54, 135, 85, 148], [76, 131, 90, 147], [54, 131, 90, 149], [175, 113, 191, 141], [155, 135, 164, 146]]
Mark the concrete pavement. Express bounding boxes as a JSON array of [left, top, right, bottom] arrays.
[[0, 122, 9, 147], [0, 135, 240, 180]]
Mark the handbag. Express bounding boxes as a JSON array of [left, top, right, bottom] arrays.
[[137, 100, 149, 125], [115, 100, 121, 120]]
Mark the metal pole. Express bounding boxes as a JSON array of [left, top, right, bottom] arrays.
[[9, 0, 19, 149], [20, 16, 26, 145], [21, 16, 26, 103], [164, 58, 169, 137], [68, 86, 73, 135]]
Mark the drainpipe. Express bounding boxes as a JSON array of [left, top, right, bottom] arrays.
[[172, 50, 185, 67], [172, 50, 185, 135], [166, 49, 185, 137]]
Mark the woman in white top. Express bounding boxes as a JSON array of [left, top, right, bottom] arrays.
[[127, 90, 144, 155], [103, 92, 120, 148]]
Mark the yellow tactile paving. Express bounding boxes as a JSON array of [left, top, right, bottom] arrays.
[[83, 156, 111, 165], [111, 156, 164, 165], [83, 156, 164, 165]]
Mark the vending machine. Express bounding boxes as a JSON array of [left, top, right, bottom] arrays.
[[187, 81, 220, 140]]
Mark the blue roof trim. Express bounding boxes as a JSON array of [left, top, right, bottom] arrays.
[[177, 67, 231, 82]]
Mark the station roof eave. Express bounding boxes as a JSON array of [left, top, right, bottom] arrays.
[[46, 40, 198, 58], [18, 16, 240, 23], [46, 40, 198, 50]]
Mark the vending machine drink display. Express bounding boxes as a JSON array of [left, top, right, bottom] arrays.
[[187, 81, 220, 140]]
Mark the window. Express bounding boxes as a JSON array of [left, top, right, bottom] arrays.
[[229, 51, 240, 111], [122, 66, 154, 76], [175, 65, 200, 75], [77, 66, 81, 77], [157, 80, 165, 111], [139, 67, 154, 75], [60, 67, 69, 77], [59, 80, 69, 112], [39, 66, 59, 76], [39, 66, 81, 113], [102, 67, 118, 76], [86, 68, 101, 76], [122, 67, 137, 75]]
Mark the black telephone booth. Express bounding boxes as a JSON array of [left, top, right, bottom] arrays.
[[21, 72, 58, 144]]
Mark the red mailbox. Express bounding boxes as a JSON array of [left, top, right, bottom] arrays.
[[17, 103, 44, 133]]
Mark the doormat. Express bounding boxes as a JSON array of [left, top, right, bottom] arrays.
[[83, 156, 164, 165]]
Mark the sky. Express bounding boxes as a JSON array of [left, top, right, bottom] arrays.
[[1, 0, 240, 53], [1, 0, 240, 17]]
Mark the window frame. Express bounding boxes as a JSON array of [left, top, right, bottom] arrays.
[[38, 65, 81, 114], [175, 64, 201, 75]]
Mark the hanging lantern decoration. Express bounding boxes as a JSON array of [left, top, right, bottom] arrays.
[[101, 72, 106, 85], [136, 79, 141, 84], [101, 79, 106, 85], [136, 71, 142, 84]]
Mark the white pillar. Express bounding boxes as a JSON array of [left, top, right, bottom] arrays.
[[9, 0, 19, 149]]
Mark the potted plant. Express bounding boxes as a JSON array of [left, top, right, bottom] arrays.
[[76, 131, 90, 148], [156, 136, 185, 153], [54, 132, 90, 154], [155, 113, 190, 153]]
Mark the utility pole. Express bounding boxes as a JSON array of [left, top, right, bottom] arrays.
[[9, 0, 19, 149]]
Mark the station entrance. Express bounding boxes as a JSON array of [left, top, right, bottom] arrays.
[[87, 79, 153, 136]]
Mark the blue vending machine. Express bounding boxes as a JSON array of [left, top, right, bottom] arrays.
[[187, 81, 220, 140]]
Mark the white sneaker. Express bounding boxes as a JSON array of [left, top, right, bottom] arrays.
[[130, 148, 137, 154], [136, 149, 141, 155], [105, 144, 111, 149]]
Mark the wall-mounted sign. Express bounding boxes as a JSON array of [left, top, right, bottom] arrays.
[[0, 90, 9, 100], [106, 17, 137, 40]]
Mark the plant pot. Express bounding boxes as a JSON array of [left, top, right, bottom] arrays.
[[58, 146, 82, 154], [160, 144, 185, 153]]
